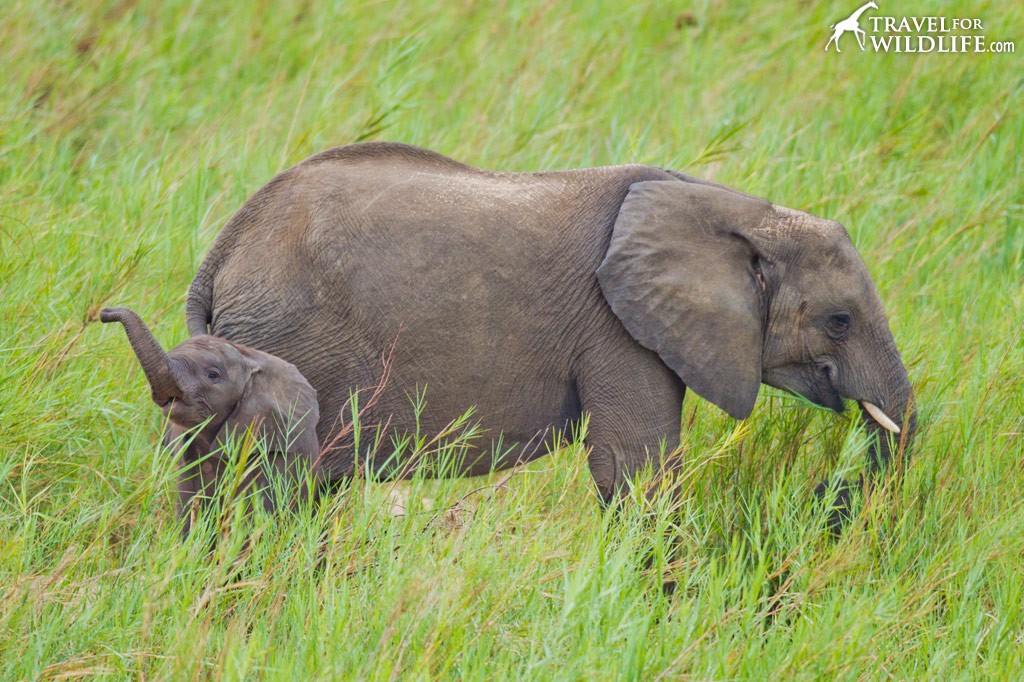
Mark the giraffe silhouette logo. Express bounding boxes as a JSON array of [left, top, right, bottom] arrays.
[[826, 2, 878, 52]]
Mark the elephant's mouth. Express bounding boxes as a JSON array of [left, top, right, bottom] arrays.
[[811, 361, 845, 413], [164, 396, 216, 429], [163, 397, 189, 420], [762, 362, 844, 413]]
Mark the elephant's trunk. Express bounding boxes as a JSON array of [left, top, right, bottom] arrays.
[[100, 307, 183, 406], [861, 367, 916, 472]]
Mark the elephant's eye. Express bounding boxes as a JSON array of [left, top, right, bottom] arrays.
[[207, 370, 221, 382], [826, 312, 852, 340]]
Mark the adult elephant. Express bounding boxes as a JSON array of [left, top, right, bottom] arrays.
[[186, 142, 914, 503]]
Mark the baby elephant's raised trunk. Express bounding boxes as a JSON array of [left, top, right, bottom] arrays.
[[100, 307, 182, 406]]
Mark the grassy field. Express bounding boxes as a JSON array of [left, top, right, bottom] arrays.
[[2, 0, 1023, 678]]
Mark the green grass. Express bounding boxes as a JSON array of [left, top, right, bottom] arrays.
[[2, 0, 1023, 678]]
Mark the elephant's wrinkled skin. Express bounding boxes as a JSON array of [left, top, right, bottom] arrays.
[[185, 142, 915, 503]]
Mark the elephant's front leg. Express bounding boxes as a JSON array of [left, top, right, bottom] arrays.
[[163, 423, 227, 537], [576, 344, 685, 504]]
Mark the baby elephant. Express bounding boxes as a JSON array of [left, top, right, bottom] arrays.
[[100, 307, 320, 533]]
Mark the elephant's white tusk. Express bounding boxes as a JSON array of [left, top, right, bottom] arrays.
[[861, 401, 901, 434]]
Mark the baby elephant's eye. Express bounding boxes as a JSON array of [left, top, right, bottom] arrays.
[[826, 312, 852, 340], [207, 370, 221, 381]]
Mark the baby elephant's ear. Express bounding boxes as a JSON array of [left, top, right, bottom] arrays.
[[221, 346, 320, 458], [597, 180, 772, 420]]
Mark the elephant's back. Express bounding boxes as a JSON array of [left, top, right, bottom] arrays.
[[205, 142, 660, 278], [294, 145, 649, 352], [293, 141, 661, 279]]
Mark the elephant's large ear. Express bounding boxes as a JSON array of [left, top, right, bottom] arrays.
[[597, 180, 771, 419], [219, 347, 320, 458]]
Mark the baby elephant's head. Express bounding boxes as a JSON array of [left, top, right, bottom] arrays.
[[160, 335, 257, 428], [100, 307, 319, 450]]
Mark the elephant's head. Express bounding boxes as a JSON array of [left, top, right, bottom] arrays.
[[100, 307, 319, 458], [597, 179, 915, 468]]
